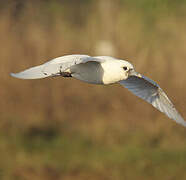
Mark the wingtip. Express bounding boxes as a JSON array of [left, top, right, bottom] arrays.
[[10, 72, 25, 79], [10, 73, 17, 78], [179, 117, 186, 127]]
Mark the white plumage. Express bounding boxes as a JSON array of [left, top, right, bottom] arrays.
[[11, 54, 185, 127]]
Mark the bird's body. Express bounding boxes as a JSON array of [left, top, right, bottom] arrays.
[[11, 54, 186, 127], [68, 61, 104, 84], [70, 59, 132, 84]]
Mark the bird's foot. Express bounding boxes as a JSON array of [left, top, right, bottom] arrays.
[[60, 72, 72, 77]]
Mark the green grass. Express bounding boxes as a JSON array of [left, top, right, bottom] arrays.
[[1, 129, 186, 180]]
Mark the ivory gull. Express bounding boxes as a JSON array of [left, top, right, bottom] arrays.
[[11, 54, 185, 127]]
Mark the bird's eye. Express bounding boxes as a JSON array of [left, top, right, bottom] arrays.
[[123, 66, 128, 71]]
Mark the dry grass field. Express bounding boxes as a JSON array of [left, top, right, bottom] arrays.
[[1, 1, 186, 179]]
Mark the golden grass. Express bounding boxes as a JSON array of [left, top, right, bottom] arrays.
[[1, 1, 186, 179]]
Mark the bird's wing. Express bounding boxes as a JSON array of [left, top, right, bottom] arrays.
[[119, 74, 186, 126], [10, 54, 103, 79]]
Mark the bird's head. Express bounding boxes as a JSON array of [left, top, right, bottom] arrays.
[[100, 58, 141, 84], [118, 60, 140, 79]]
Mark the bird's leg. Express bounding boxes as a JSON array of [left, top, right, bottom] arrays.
[[58, 66, 72, 77], [60, 72, 72, 77]]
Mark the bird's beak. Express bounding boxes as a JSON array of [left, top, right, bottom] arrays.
[[129, 69, 142, 78]]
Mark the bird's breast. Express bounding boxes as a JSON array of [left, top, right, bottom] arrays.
[[101, 62, 127, 84]]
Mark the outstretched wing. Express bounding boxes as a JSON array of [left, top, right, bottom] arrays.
[[119, 74, 186, 127], [10, 54, 102, 79]]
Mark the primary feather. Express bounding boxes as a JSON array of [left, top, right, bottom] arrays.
[[119, 75, 186, 127]]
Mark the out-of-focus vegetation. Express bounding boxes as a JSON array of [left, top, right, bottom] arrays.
[[1, 0, 186, 179]]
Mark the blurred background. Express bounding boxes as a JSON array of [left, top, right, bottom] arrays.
[[1, 0, 186, 179]]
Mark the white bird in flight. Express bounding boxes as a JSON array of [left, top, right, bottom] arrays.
[[11, 54, 185, 127]]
